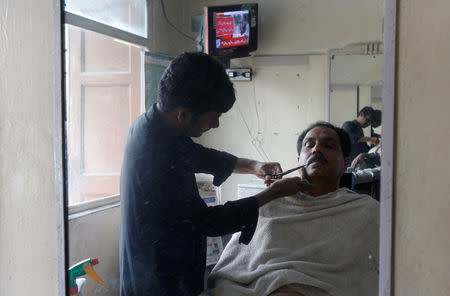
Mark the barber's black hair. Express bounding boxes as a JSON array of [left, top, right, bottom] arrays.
[[296, 121, 351, 158], [359, 106, 375, 118], [157, 52, 236, 116], [371, 110, 382, 127]]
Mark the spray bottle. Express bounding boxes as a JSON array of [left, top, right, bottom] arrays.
[[69, 258, 107, 296]]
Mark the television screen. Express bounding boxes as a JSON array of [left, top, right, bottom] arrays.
[[215, 10, 250, 49], [205, 4, 257, 59]]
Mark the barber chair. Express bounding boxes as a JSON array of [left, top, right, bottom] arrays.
[[340, 172, 354, 189], [354, 180, 380, 201]]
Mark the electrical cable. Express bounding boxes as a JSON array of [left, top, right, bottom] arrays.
[[259, 143, 270, 162], [160, 0, 197, 42], [253, 140, 269, 163], [252, 79, 271, 162], [252, 80, 261, 134], [236, 104, 268, 162]]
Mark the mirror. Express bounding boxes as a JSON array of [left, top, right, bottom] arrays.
[[65, 0, 388, 295], [329, 50, 383, 199], [329, 52, 383, 136]]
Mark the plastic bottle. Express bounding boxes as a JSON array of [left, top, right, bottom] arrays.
[[69, 258, 106, 296]]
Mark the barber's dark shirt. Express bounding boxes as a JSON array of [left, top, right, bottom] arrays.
[[342, 120, 370, 163], [120, 104, 259, 296]]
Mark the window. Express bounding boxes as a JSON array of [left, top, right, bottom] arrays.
[[64, 0, 148, 205], [65, 0, 147, 37]]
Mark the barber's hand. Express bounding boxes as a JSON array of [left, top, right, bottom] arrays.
[[298, 166, 315, 194], [351, 153, 367, 169], [254, 161, 282, 182], [368, 137, 380, 146], [256, 175, 319, 207], [298, 166, 311, 183], [268, 176, 314, 198]]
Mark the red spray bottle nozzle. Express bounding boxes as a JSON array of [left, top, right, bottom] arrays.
[[91, 258, 99, 265], [69, 286, 78, 294]]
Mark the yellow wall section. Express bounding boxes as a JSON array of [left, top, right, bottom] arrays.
[[395, 0, 450, 294]]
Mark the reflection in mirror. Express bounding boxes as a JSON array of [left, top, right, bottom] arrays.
[[64, 1, 386, 295], [330, 50, 383, 200]]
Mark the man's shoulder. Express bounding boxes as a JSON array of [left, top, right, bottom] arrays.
[[344, 190, 379, 218], [342, 120, 358, 129], [336, 188, 379, 208]]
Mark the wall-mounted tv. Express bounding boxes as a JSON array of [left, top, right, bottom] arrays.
[[204, 3, 258, 60]]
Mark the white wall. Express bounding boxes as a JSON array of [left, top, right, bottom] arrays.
[[330, 54, 383, 86], [0, 0, 64, 295], [394, 0, 450, 294], [148, 0, 196, 56], [197, 56, 329, 201], [359, 86, 372, 137], [329, 54, 383, 137], [330, 87, 357, 128], [69, 208, 121, 295], [183, 0, 383, 55], [146, 0, 384, 58]]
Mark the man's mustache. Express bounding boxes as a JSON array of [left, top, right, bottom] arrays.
[[306, 153, 328, 166]]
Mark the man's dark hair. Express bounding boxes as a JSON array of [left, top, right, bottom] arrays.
[[359, 106, 375, 119], [371, 110, 382, 127], [158, 52, 236, 116], [296, 121, 351, 157]]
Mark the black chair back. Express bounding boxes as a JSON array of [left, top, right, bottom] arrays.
[[339, 172, 354, 189]]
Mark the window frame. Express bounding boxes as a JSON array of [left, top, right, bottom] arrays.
[[63, 2, 150, 211], [65, 11, 149, 49]]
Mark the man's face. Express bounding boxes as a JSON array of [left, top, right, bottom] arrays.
[[298, 126, 348, 181], [184, 111, 221, 137], [360, 114, 372, 128]]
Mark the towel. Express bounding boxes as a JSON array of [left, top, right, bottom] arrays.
[[208, 188, 379, 296]]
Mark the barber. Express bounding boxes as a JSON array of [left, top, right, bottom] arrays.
[[342, 106, 380, 164], [119, 52, 308, 296]]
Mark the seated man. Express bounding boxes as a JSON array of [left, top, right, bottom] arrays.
[[346, 144, 382, 201], [348, 144, 382, 184], [207, 122, 379, 296]]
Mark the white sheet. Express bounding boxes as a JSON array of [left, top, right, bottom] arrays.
[[208, 188, 379, 296]]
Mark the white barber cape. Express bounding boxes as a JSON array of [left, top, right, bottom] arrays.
[[208, 188, 379, 296]]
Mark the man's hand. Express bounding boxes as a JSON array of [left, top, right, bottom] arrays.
[[234, 159, 282, 176], [298, 166, 310, 183], [360, 137, 380, 146], [256, 176, 317, 207], [351, 153, 367, 169], [256, 162, 283, 186], [269, 176, 312, 196], [368, 137, 380, 146], [254, 161, 282, 179]]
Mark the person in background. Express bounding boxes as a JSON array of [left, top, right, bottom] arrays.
[[342, 106, 380, 163], [370, 109, 382, 138], [346, 109, 382, 195], [119, 52, 309, 296]]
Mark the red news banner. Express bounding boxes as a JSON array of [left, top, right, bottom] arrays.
[[215, 15, 249, 48], [216, 16, 234, 37]]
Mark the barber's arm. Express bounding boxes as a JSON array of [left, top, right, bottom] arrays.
[[186, 141, 282, 185], [351, 153, 368, 168], [359, 136, 380, 146], [196, 176, 311, 240], [253, 176, 309, 207]]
